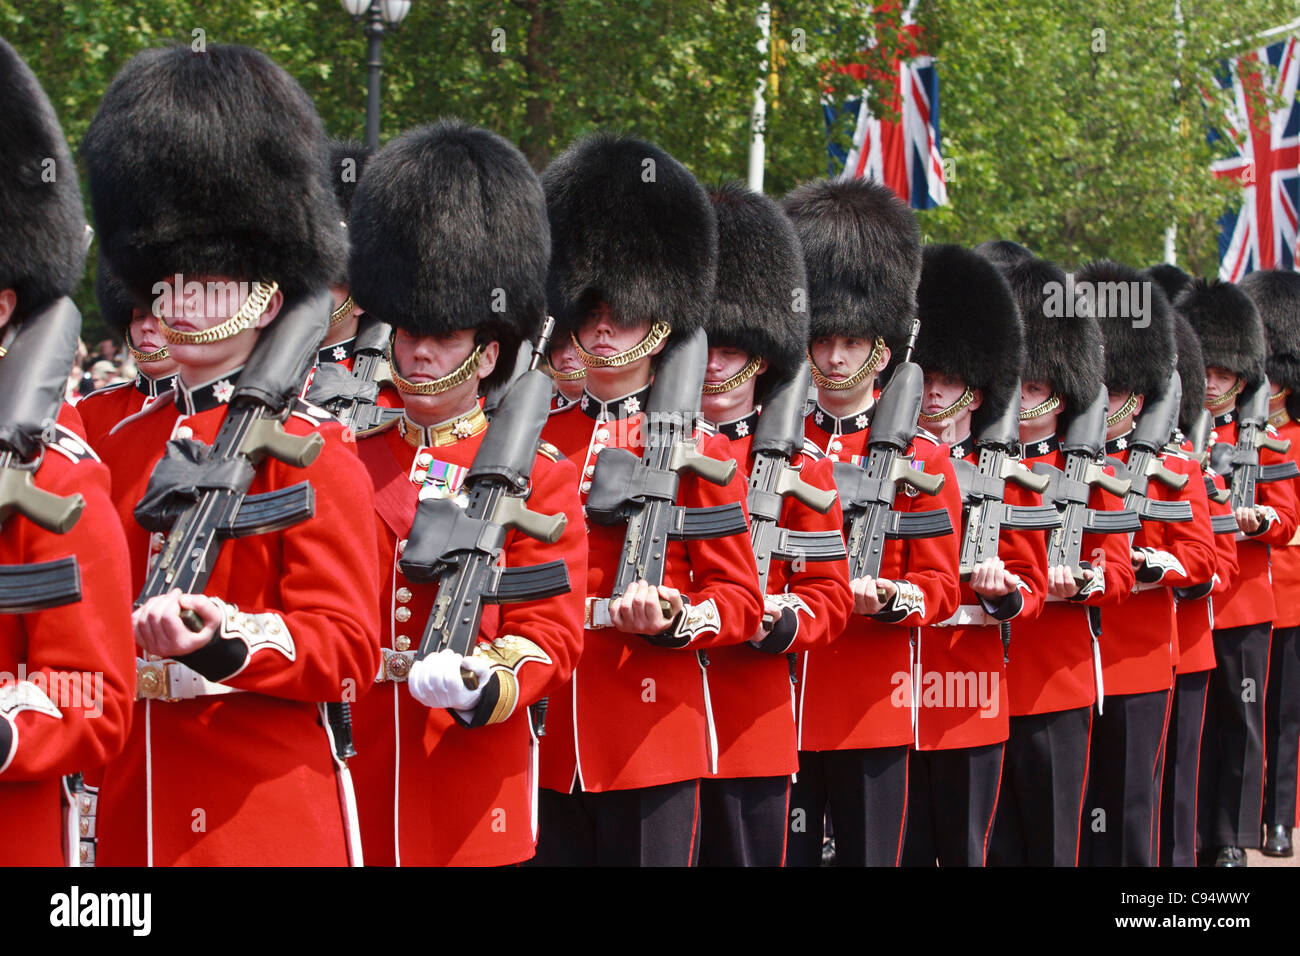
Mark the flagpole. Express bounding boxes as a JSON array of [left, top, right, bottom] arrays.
[[747, 2, 772, 192]]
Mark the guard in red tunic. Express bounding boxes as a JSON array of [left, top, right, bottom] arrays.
[[985, 255, 1137, 866], [781, 180, 963, 867], [903, 244, 1047, 867], [343, 121, 586, 866], [533, 136, 764, 866], [546, 336, 585, 412], [84, 43, 382, 866], [1239, 269, 1300, 859], [1076, 261, 1216, 867], [76, 260, 177, 452], [1152, 306, 1239, 866], [1182, 278, 1300, 866], [694, 182, 852, 866], [0, 37, 136, 867]]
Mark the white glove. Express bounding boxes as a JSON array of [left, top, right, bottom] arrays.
[[407, 649, 491, 713]]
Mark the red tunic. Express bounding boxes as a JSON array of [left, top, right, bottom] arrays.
[[796, 405, 963, 751], [915, 436, 1048, 750], [1268, 414, 1300, 629], [1173, 456, 1237, 675], [1006, 435, 1137, 716], [1207, 411, 1300, 630], [75, 373, 175, 453], [703, 415, 853, 778], [539, 389, 765, 792], [1102, 441, 1216, 696], [350, 415, 586, 865], [95, 376, 383, 866], [0, 415, 136, 866]]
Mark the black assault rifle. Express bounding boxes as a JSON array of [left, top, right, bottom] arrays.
[[1209, 377, 1299, 513], [399, 319, 572, 684], [585, 327, 749, 637], [0, 297, 87, 612], [1031, 386, 1142, 587], [1109, 376, 1193, 524], [832, 321, 952, 587], [1184, 407, 1236, 533], [747, 363, 844, 594], [950, 381, 1061, 660], [305, 314, 402, 435]]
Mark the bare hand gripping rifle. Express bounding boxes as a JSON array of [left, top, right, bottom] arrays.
[[949, 379, 1060, 661], [398, 319, 571, 687], [832, 321, 953, 586], [1031, 385, 1142, 587], [304, 315, 402, 435], [1208, 377, 1299, 513], [584, 327, 749, 639], [747, 363, 845, 595], [0, 296, 88, 612]]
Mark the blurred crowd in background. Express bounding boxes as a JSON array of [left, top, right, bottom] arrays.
[[68, 337, 134, 400]]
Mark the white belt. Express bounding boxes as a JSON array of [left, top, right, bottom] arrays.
[[1134, 581, 1165, 593], [585, 597, 614, 630], [377, 648, 415, 683], [136, 659, 243, 701], [933, 604, 996, 628]]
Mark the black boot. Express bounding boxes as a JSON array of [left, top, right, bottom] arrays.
[[1214, 846, 1247, 867], [1261, 825, 1293, 858]]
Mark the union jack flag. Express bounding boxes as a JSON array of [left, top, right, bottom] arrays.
[[825, 37, 948, 210], [1209, 35, 1299, 280]]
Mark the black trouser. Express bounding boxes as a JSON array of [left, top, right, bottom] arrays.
[[698, 775, 790, 867], [1264, 624, 1300, 831], [532, 779, 700, 866], [786, 746, 909, 867], [902, 742, 1005, 867], [1160, 670, 1210, 866], [988, 706, 1092, 867], [1199, 622, 1271, 849], [1081, 688, 1172, 866]]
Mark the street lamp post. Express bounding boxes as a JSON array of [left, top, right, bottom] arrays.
[[341, 0, 413, 149]]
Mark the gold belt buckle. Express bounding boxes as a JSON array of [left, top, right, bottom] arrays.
[[137, 663, 166, 700], [384, 651, 412, 682]]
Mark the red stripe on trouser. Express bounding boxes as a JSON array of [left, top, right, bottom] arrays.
[[981, 743, 1006, 866]]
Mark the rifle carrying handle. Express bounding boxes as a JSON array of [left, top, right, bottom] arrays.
[[678, 446, 738, 487], [1004, 461, 1051, 494], [245, 419, 325, 469], [1259, 433, 1291, 454], [0, 468, 85, 534]]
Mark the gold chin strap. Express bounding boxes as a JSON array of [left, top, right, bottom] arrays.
[[1019, 393, 1062, 421], [391, 341, 485, 396], [702, 356, 763, 395], [1105, 392, 1140, 427], [157, 281, 279, 345], [1206, 375, 1245, 411], [572, 321, 671, 369], [330, 294, 355, 327], [543, 357, 587, 382], [127, 340, 170, 364], [918, 386, 976, 424], [807, 337, 886, 391]]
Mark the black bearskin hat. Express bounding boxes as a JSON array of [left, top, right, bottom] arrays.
[[913, 243, 1024, 424], [781, 178, 920, 353], [541, 133, 717, 342], [1239, 270, 1300, 392], [327, 140, 372, 287], [1076, 259, 1175, 398], [1172, 313, 1206, 432], [348, 120, 549, 392], [84, 44, 344, 303], [1144, 263, 1192, 308], [95, 258, 141, 336], [0, 39, 87, 323], [1177, 278, 1265, 387], [1003, 257, 1104, 413], [973, 239, 1035, 269], [704, 182, 808, 388]]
